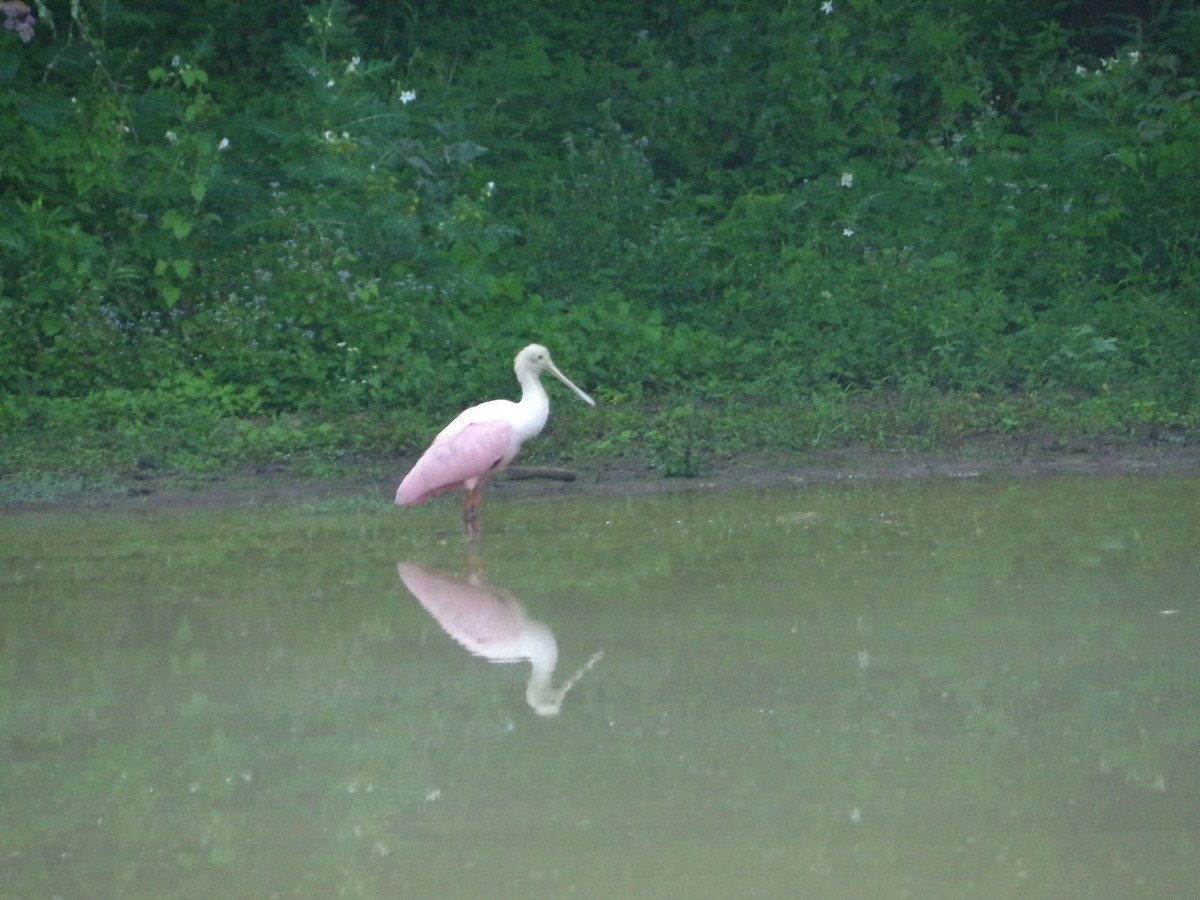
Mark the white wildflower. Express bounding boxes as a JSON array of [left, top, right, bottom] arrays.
[[217, 138, 230, 151], [821, 1, 834, 14], [165, 130, 178, 143], [839, 172, 854, 188], [399, 89, 417, 105]]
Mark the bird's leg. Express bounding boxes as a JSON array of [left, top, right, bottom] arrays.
[[463, 483, 483, 534]]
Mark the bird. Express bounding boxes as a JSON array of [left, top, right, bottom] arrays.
[[397, 561, 603, 716], [395, 344, 595, 532]]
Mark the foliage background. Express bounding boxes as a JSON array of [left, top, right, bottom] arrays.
[[1, 0, 1197, 479]]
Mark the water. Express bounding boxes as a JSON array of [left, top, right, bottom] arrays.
[[2, 478, 1197, 899]]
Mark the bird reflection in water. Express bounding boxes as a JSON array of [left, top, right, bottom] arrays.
[[398, 560, 603, 716]]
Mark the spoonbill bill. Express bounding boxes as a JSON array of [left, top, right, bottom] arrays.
[[395, 344, 595, 531]]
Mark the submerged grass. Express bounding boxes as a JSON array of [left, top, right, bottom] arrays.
[[1, 387, 1196, 505]]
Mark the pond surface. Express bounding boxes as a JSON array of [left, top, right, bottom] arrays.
[[2, 477, 1198, 899]]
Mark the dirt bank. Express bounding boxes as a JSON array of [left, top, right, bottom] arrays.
[[4, 433, 1196, 515]]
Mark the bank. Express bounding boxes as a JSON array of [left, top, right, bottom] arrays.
[[1, 388, 1196, 513]]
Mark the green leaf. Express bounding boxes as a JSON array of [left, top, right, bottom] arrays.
[[443, 141, 488, 165], [1112, 149, 1140, 172], [162, 209, 194, 239], [180, 68, 209, 89]]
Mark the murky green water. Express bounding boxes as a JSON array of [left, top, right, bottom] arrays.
[[2, 477, 1198, 899]]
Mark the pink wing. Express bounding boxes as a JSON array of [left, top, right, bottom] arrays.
[[398, 563, 523, 660], [395, 419, 514, 505]]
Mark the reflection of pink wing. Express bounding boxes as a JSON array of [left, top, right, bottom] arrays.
[[398, 563, 523, 660], [396, 420, 513, 505]]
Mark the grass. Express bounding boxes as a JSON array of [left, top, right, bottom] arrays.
[[0, 471, 125, 505], [1, 385, 1195, 506]]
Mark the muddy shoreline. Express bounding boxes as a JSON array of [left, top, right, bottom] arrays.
[[5, 434, 1196, 515]]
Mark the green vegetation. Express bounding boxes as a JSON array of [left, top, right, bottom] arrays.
[[2, 0, 1197, 494]]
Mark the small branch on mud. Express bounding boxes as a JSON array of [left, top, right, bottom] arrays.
[[502, 466, 579, 482]]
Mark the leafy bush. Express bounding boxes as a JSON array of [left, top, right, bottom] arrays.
[[0, 0, 1196, 439]]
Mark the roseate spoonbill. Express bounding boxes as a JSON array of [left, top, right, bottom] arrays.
[[398, 561, 603, 716], [395, 344, 595, 532]]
